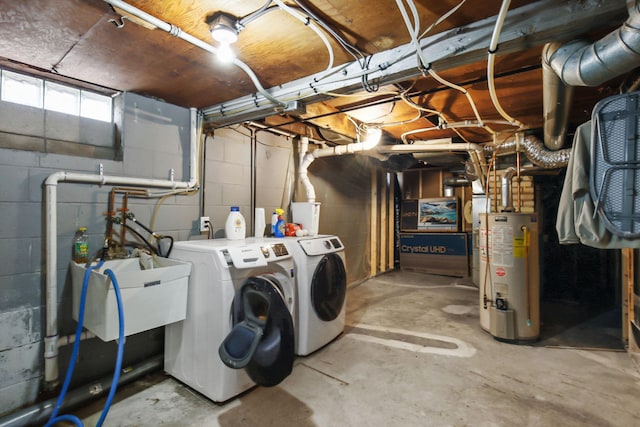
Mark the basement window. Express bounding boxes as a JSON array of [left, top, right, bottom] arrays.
[[44, 81, 80, 115], [0, 67, 118, 159], [1, 69, 43, 108], [0, 68, 113, 122]]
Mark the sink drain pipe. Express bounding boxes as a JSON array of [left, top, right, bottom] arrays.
[[0, 355, 162, 427]]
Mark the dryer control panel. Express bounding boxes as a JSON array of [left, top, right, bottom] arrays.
[[299, 236, 344, 256]]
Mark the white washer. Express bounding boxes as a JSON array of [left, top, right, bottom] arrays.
[[164, 238, 295, 402], [284, 235, 347, 356]]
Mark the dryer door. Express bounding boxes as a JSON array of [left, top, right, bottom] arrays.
[[219, 276, 294, 387], [311, 253, 347, 321]]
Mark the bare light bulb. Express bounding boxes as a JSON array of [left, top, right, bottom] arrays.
[[216, 42, 235, 62]]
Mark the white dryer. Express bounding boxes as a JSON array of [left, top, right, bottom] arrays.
[[164, 238, 296, 402], [284, 235, 347, 356]]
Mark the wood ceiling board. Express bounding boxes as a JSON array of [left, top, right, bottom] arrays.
[[56, 13, 254, 107], [0, 0, 108, 71], [130, 0, 355, 88]]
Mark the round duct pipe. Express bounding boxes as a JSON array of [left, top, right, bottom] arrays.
[[484, 134, 570, 169]]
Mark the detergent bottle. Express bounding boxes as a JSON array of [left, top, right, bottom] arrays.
[[225, 206, 246, 240], [273, 208, 285, 237], [271, 211, 278, 236]]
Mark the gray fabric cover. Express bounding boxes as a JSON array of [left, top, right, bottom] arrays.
[[556, 121, 640, 248]]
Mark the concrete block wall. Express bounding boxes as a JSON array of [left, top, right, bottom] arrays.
[[203, 128, 294, 238]]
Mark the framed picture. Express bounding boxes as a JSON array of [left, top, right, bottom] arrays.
[[417, 197, 458, 232]]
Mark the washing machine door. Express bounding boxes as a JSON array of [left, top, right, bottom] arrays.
[[218, 276, 294, 387], [311, 253, 347, 322]]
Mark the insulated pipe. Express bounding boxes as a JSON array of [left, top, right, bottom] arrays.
[[484, 134, 571, 168], [541, 43, 575, 150], [546, 1, 640, 87], [501, 166, 516, 211], [0, 355, 162, 427]]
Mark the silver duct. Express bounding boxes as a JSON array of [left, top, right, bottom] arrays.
[[541, 43, 575, 150], [545, 1, 640, 87], [501, 167, 516, 212], [541, 2, 639, 151], [484, 134, 571, 169]]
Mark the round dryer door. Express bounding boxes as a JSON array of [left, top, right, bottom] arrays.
[[218, 276, 295, 387], [311, 253, 347, 321]]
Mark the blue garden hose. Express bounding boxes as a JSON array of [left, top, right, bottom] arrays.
[[46, 261, 125, 427]]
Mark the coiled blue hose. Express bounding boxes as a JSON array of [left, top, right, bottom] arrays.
[[46, 261, 125, 427]]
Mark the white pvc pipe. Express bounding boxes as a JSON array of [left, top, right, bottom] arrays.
[[43, 112, 200, 387], [298, 137, 316, 203]]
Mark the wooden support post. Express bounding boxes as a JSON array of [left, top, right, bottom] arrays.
[[370, 170, 378, 278], [388, 173, 395, 271], [380, 171, 387, 274]]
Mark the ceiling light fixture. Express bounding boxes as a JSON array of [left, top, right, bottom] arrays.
[[360, 127, 382, 150], [208, 12, 239, 44]]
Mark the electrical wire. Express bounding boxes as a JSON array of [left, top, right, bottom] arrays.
[[395, 0, 495, 137], [418, 0, 466, 39], [273, 0, 335, 77], [487, 0, 525, 128]]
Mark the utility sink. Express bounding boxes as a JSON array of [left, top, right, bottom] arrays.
[[70, 257, 191, 341]]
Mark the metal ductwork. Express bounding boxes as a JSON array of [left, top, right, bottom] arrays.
[[484, 134, 571, 169], [541, 43, 575, 150], [542, 1, 640, 150], [501, 167, 516, 212], [545, 1, 640, 87]]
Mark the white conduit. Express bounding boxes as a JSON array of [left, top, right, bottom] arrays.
[[395, 0, 492, 135], [273, 0, 335, 76], [487, 0, 524, 129], [43, 108, 200, 387], [102, 0, 284, 107]]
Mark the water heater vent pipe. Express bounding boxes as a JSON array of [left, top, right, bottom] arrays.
[[501, 167, 517, 212]]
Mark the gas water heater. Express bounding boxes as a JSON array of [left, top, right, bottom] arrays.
[[478, 212, 540, 341]]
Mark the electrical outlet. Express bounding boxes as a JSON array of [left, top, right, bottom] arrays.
[[200, 216, 210, 232]]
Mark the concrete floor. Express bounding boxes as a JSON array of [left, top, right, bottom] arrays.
[[79, 270, 640, 426]]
